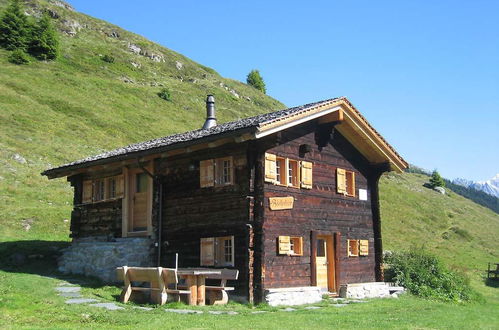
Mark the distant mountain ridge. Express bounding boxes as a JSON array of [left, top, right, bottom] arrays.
[[453, 174, 499, 198]]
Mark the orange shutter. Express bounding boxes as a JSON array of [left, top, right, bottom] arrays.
[[278, 236, 291, 255], [115, 174, 124, 198], [264, 153, 277, 183], [347, 171, 356, 197], [200, 237, 215, 266], [359, 240, 369, 256], [336, 168, 346, 194], [200, 159, 214, 188], [82, 180, 93, 204], [300, 161, 313, 189]]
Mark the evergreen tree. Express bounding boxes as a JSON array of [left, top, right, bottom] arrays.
[[29, 13, 58, 60], [0, 0, 31, 50], [246, 69, 266, 94], [429, 170, 445, 188]]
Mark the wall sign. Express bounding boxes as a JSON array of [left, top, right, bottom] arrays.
[[359, 189, 368, 201], [269, 196, 294, 210]]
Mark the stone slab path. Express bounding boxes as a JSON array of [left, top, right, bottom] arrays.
[[54, 281, 367, 315]]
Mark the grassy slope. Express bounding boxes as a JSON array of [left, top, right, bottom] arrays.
[[0, 0, 284, 241], [0, 0, 498, 328], [380, 172, 499, 301]]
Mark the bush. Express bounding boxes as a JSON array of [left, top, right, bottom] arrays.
[[8, 48, 29, 64], [384, 249, 477, 302], [101, 54, 115, 63], [246, 69, 266, 94], [157, 88, 172, 101]]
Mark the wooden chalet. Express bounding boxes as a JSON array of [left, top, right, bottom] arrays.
[[43, 96, 407, 304]]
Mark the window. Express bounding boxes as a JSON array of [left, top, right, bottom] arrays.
[[276, 157, 286, 185], [347, 239, 359, 257], [217, 157, 233, 185], [289, 236, 303, 255], [93, 179, 105, 202], [277, 235, 303, 256], [264, 153, 313, 190], [108, 177, 117, 199], [287, 159, 300, 188], [136, 173, 148, 193], [317, 239, 326, 257], [200, 157, 234, 187], [337, 168, 355, 197], [81, 174, 124, 204], [200, 236, 235, 266]]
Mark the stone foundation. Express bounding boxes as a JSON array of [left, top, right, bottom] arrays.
[[58, 236, 154, 283], [339, 282, 404, 299], [264, 286, 323, 306]]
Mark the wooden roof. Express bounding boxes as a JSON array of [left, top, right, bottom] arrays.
[[42, 97, 407, 178]]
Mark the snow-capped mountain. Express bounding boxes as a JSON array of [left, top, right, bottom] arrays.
[[453, 174, 499, 198]]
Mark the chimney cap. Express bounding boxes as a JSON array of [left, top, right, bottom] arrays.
[[202, 94, 217, 130]]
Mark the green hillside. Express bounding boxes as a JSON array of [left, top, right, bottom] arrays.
[[0, 0, 284, 241], [0, 0, 498, 327]]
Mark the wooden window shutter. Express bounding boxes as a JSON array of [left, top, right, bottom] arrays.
[[277, 236, 291, 255], [336, 168, 347, 194], [200, 237, 215, 266], [82, 180, 93, 204], [300, 161, 313, 189], [359, 240, 369, 256], [200, 159, 214, 188], [264, 153, 277, 183], [115, 174, 124, 198]]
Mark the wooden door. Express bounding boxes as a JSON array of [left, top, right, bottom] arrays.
[[315, 235, 336, 292], [128, 169, 150, 233]]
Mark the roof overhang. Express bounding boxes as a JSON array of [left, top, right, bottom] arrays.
[[254, 98, 408, 172]]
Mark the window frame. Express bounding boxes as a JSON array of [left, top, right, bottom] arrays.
[[337, 168, 356, 197], [347, 239, 360, 257], [287, 159, 300, 188], [82, 174, 124, 204], [277, 235, 303, 256], [200, 235, 235, 267], [200, 157, 235, 188]]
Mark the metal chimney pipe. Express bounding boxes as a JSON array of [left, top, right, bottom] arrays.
[[202, 94, 217, 129]]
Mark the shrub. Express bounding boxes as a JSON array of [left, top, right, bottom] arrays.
[[101, 54, 115, 63], [384, 249, 477, 302], [246, 69, 266, 94], [157, 88, 172, 101], [8, 48, 30, 64]]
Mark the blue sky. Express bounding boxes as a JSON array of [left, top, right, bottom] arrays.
[[67, 0, 498, 182]]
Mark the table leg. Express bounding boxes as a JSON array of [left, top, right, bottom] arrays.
[[186, 275, 197, 306], [197, 275, 206, 306]]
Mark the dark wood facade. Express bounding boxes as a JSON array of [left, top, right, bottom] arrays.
[[57, 98, 407, 304]]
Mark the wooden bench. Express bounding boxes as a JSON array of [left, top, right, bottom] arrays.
[[116, 266, 191, 305], [204, 269, 239, 305], [487, 263, 499, 280]]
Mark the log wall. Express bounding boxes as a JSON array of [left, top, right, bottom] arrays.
[[261, 122, 378, 290], [156, 143, 253, 299]]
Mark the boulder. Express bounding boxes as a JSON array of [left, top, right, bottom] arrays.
[[434, 186, 446, 194]]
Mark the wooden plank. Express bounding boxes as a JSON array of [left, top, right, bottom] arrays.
[[186, 275, 197, 306]]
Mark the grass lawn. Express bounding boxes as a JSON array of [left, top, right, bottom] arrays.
[[1, 241, 498, 329]]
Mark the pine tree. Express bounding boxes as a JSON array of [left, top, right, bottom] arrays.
[[29, 13, 59, 60], [429, 170, 445, 188], [0, 0, 31, 51], [246, 69, 266, 94]]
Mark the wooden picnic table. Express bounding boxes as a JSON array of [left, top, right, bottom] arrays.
[[177, 268, 221, 306]]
